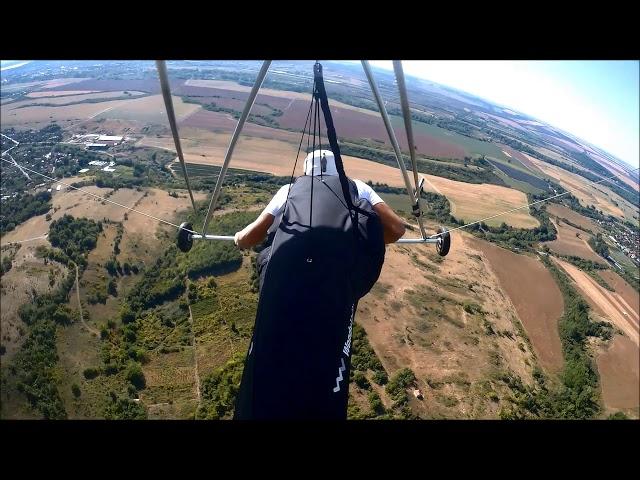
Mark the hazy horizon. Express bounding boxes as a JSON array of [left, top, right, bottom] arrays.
[[369, 60, 639, 170]]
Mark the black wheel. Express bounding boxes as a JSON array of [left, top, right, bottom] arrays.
[[436, 226, 450, 257], [177, 222, 194, 253]]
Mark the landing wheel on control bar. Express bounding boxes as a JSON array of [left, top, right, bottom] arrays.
[[436, 226, 450, 257], [177, 222, 194, 253]]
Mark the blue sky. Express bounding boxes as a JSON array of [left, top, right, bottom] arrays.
[[369, 61, 639, 168]]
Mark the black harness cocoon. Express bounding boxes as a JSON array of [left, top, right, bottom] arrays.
[[234, 175, 384, 419]]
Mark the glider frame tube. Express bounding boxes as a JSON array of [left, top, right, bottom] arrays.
[[361, 60, 429, 241], [189, 234, 440, 244], [201, 60, 272, 237]]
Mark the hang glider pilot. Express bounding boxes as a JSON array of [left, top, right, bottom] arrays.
[[233, 149, 406, 251], [231, 149, 407, 420]]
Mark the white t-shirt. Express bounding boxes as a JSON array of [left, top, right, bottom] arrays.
[[263, 178, 384, 217]]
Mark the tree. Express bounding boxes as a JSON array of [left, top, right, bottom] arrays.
[[107, 278, 117, 296], [120, 304, 135, 324], [125, 362, 146, 390], [83, 367, 99, 380]]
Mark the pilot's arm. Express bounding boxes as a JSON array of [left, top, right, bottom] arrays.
[[234, 211, 274, 249], [355, 180, 406, 244], [374, 202, 406, 244], [234, 184, 290, 249]]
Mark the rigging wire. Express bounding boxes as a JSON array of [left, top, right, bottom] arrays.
[[156, 60, 198, 214], [0, 157, 186, 231], [429, 165, 640, 238], [2, 157, 638, 244]]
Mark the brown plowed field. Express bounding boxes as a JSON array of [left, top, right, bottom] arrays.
[[47, 78, 161, 93], [544, 219, 606, 265], [596, 335, 640, 412], [278, 100, 467, 158], [468, 238, 565, 372], [546, 204, 600, 232], [180, 82, 467, 158]]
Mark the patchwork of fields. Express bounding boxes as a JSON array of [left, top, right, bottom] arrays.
[[2, 68, 638, 420]]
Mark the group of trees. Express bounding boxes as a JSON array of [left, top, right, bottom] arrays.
[[48, 215, 102, 264], [588, 233, 610, 258], [500, 258, 612, 419], [196, 354, 245, 419], [11, 244, 82, 419], [0, 191, 51, 233], [338, 141, 506, 186]]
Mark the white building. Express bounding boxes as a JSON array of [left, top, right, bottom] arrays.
[[97, 135, 123, 142]]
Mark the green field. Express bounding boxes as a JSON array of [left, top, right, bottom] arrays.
[[492, 168, 543, 195], [390, 115, 513, 162]]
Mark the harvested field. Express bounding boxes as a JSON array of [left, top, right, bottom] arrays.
[[525, 155, 635, 220], [552, 258, 639, 346], [544, 219, 606, 265], [181, 90, 472, 159], [122, 188, 207, 235], [424, 175, 539, 228], [597, 270, 639, 318], [26, 90, 102, 98], [516, 151, 547, 174], [141, 130, 539, 228], [185, 96, 274, 116], [47, 78, 161, 94], [596, 335, 640, 412], [468, 238, 565, 372], [546, 203, 600, 232], [40, 78, 90, 89], [0, 98, 135, 126], [586, 150, 639, 192], [95, 94, 200, 124], [357, 227, 540, 418], [6, 91, 146, 108]]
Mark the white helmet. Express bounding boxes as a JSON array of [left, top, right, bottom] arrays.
[[303, 149, 337, 176]]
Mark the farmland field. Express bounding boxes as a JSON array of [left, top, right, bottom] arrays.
[[552, 258, 639, 346], [468, 238, 565, 372], [0, 99, 136, 126], [26, 90, 102, 98], [142, 131, 539, 229], [543, 219, 606, 265], [486, 158, 548, 191], [526, 155, 637, 221], [357, 229, 541, 418], [95, 94, 200, 124], [2, 60, 638, 420], [546, 204, 601, 232], [596, 335, 640, 413], [6, 91, 146, 108]]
